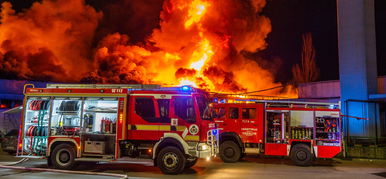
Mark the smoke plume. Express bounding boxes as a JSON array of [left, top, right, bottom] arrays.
[[0, 0, 101, 81], [0, 0, 296, 97]]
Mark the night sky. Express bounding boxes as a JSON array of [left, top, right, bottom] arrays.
[[261, 0, 386, 82], [1, 0, 385, 83]]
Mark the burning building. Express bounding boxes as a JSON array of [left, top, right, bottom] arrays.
[[0, 0, 296, 98]]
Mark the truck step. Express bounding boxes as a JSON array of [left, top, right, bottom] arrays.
[[244, 148, 260, 154]]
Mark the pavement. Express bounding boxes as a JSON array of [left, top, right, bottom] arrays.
[[0, 152, 385, 179]]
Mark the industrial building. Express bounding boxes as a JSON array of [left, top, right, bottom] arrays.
[[299, 76, 386, 158], [0, 79, 47, 134]]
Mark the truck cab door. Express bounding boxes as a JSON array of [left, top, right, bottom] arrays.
[[226, 107, 240, 134], [170, 96, 198, 141], [129, 96, 160, 140], [213, 107, 226, 130], [239, 104, 264, 143]]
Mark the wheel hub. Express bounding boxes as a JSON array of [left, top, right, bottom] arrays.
[[296, 150, 307, 161], [163, 152, 178, 169], [56, 149, 70, 165], [224, 147, 235, 158]]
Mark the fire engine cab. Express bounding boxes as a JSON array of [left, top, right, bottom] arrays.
[[17, 84, 218, 174], [212, 100, 341, 166]]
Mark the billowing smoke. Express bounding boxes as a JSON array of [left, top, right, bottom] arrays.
[[0, 0, 101, 81], [89, 0, 277, 93], [0, 0, 296, 96]]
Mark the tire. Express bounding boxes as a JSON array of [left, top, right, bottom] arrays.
[[220, 141, 241, 163], [50, 143, 76, 170], [185, 157, 198, 169], [157, 146, 186, 175], [290, 144, 314, 166]]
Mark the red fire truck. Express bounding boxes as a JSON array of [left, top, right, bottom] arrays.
[[212, 100, 341, 166], [17, 84, 218, 174]]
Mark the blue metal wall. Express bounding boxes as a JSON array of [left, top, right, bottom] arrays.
[[337, 0, 380, 139]]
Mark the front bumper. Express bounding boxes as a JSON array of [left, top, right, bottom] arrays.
[[196, 145, 213, 158], [188, 129, 219, 158]]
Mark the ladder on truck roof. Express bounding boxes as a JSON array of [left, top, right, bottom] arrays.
[[46, 84, 161, 89], [239, 99, 339, 109], [45, 84, 201, 93], [261, 100, 339, 109], [211, 93, 340, 109]]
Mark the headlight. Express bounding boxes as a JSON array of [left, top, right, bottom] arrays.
[[198, 143, 209, 151]]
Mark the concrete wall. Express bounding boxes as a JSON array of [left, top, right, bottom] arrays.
[[298, 76, 386, 99], [0, 79, 47, 101], [337, 0, 378, 137]]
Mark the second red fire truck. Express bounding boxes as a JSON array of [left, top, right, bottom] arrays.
[[17, 84, 219, 174], [212, 99, 342, 166]]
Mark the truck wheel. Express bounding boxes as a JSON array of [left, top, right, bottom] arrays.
[[185, 157, 198, 169], [50, 143, 76, 170], [290, 144, 314, 166], [220, 141, 241, 163], [157, 146, 186, 174]]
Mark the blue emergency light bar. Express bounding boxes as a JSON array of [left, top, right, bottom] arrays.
[[181, 85, 192, 92]]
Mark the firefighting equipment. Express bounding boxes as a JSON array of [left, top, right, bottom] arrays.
[[84, 114, 94, 130], [29, 100, 49, 110], [59, 101, 79, 112], [101, 117, 116, 134]]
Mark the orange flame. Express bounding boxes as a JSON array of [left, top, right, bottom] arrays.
[[184, 0, 209, 28], [0, 0, 298, 98]]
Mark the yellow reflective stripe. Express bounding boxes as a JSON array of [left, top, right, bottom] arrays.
[[127, 124, 171, 131], [159, 125, 170, 131], [184, 135, 200, 141], [176, 126, 186, 131], [135, 125, 159, 130]]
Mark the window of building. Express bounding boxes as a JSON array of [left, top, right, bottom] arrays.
[[242, 108, 256, 119]]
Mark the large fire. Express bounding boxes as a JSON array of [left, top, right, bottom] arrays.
[[0, 0, 297, 98]]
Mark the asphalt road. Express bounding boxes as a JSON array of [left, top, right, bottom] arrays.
[[0, 152, 385, 179]]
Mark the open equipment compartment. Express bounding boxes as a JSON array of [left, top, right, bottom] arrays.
[[50, 98, 82, 137], [81, 98, 118, 156], [315, 111, 341, 146], [22, 97, 51, 156]]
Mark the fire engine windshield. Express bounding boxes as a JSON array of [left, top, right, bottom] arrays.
[[174, 97, 196, 123], [196, 96, 212, 121]]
